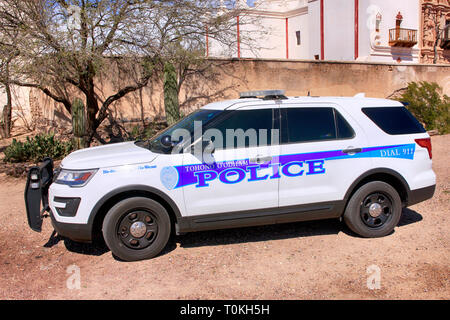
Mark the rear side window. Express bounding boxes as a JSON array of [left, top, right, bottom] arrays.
[[282, 108, 336, 143], [335, 111, 354, 139], [281, 107, 354, 144], [362, 107, 426, 135]]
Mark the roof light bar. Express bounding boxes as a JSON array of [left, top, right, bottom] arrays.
[[239, 90, 287, 99]]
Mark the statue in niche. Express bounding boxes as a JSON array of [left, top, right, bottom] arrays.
[[423, 8, 436, 48]]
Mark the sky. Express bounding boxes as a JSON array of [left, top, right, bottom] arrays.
[[225, 0, 256, 8]]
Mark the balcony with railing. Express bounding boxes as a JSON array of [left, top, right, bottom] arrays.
[[389, 28, 418, 48], [440, 26, 450, 50]]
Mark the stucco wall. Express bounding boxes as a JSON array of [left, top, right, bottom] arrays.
[[308, 0, 321, 59], [26, 58, 450, 127], [241, 16, 286, 59], [211, 59, 450, 101], [0, 85, 32, 128], [324, 0, 355, 61], [287, 10, 310, 59]]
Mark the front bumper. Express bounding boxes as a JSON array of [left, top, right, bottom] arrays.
[[49, 211, 93, 243]]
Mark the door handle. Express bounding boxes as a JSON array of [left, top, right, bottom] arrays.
[[342, 147, 362, 155], [250, 155, 273, 164]]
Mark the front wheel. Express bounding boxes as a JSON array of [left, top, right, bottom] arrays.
[[344, 181, 402, 238], [102, 197, 171, 261]]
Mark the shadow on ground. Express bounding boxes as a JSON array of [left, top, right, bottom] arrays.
[[175, 208, 423, 249], [398, 208, 423, 227], [43, 208, 423, 258], [176, 219, 342, 249], [44, 230, 109, 256]]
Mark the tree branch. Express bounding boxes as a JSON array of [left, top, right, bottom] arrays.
[[9, 80, 72, 113], [94, 76, 151, 130], [94, 2, 131, 54]]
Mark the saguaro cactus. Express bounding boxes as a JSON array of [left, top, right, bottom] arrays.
[[71, 98, 86, 150], [163, 62, 180, 126]]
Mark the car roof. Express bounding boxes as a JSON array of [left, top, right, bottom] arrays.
[[201, 96, 403, 111]]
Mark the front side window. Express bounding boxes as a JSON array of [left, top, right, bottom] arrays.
[[206, 109, 274, 149], [148, 109, 222, 153]]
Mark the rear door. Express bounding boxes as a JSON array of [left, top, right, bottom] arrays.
[[278, 104, 371, 207]]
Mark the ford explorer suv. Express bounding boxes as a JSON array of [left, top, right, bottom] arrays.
[[25, 90, 436, 261]]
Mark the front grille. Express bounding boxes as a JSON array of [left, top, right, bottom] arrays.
[[53, 197, 81, 217]]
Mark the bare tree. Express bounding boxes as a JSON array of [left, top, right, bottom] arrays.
[[150, 1, 266, 125], [0, 0, 248, 146], [0, 27, 19, 138], [0, 59, 13, 138]]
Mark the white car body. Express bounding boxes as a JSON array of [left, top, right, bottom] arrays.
[[45, 95, 435, 244]]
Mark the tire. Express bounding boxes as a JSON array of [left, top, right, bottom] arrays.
[[343, 181, 402, 238], [102, 197, 171, 261]]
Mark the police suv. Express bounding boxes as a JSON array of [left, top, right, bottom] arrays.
[[25, 90, 436, 261]]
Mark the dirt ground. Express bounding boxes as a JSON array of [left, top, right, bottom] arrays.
[[0, 135, 448, 300]]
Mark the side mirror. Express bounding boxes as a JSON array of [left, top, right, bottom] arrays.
[[202, 140, 215, 165], [160, 135, 173, 148]]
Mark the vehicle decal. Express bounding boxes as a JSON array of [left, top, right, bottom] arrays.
[[102, 169, 117, 174], [102, 164, 157, 175], [159, 144, 415, 190], [138, 165, 157, 170], [160, 166, 179, 190]]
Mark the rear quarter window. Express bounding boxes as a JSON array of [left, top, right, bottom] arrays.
[[362, 107, 426, 135]]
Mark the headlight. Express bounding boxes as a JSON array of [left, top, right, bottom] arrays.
[[55, 169, 98, 187]]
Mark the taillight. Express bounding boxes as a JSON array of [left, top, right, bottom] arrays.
[[415, 138, 432, 159]]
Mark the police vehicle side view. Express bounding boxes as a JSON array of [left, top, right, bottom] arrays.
[[25, 90, 436, 261]]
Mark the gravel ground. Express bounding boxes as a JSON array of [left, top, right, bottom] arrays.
[[0, 135, 448, 300]]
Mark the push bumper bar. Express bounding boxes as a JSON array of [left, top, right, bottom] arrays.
[[24, 157, 54, 232]]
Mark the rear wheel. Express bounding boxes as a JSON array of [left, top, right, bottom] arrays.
[[102, 197, 171, 261], [344, 181, 402, 238]]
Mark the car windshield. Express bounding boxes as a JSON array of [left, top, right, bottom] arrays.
[[146, 109, 223, 153]]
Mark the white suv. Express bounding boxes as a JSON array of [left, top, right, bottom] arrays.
[[25, 90, 436, 261]]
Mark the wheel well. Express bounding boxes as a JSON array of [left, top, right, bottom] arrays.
[[345, 172, 409, 209], [91, 190, 178, 242]]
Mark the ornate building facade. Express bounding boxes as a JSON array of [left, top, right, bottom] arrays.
[[209, 0, 450, 64], [420, 0, 450, 63]]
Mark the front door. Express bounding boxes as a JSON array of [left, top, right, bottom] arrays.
[[181, 106, 280, 216]]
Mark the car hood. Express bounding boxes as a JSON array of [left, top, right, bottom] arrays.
[[60, 141, 158, 170]]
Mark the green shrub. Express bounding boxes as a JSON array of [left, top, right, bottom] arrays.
[[126, 122, 168, 142], [399, 81, 450, 134], [3, 134, 73, 163], [127, 125, 143, 141]]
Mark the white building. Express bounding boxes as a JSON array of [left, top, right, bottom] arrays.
[[208, 0, 421, 64]]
